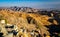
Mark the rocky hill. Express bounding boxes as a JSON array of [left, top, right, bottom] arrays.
[[0, 7, 60, 37]]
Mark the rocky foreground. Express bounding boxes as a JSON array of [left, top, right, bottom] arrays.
[[0, 7, 60, 37]]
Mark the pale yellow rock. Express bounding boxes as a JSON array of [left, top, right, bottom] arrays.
[[4, 33, 13, 37], [0, 20, 5, 24]]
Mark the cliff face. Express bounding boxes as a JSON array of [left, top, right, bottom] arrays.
[[0, 7, 59, 37]]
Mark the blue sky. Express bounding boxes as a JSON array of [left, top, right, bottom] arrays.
[[0, 0, 60, 9]]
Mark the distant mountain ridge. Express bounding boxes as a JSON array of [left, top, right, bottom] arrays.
[[0, 6, 60, 13], [0, 6, 40, 13]]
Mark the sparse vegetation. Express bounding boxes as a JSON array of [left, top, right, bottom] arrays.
[[0, 7, 60, 37]]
